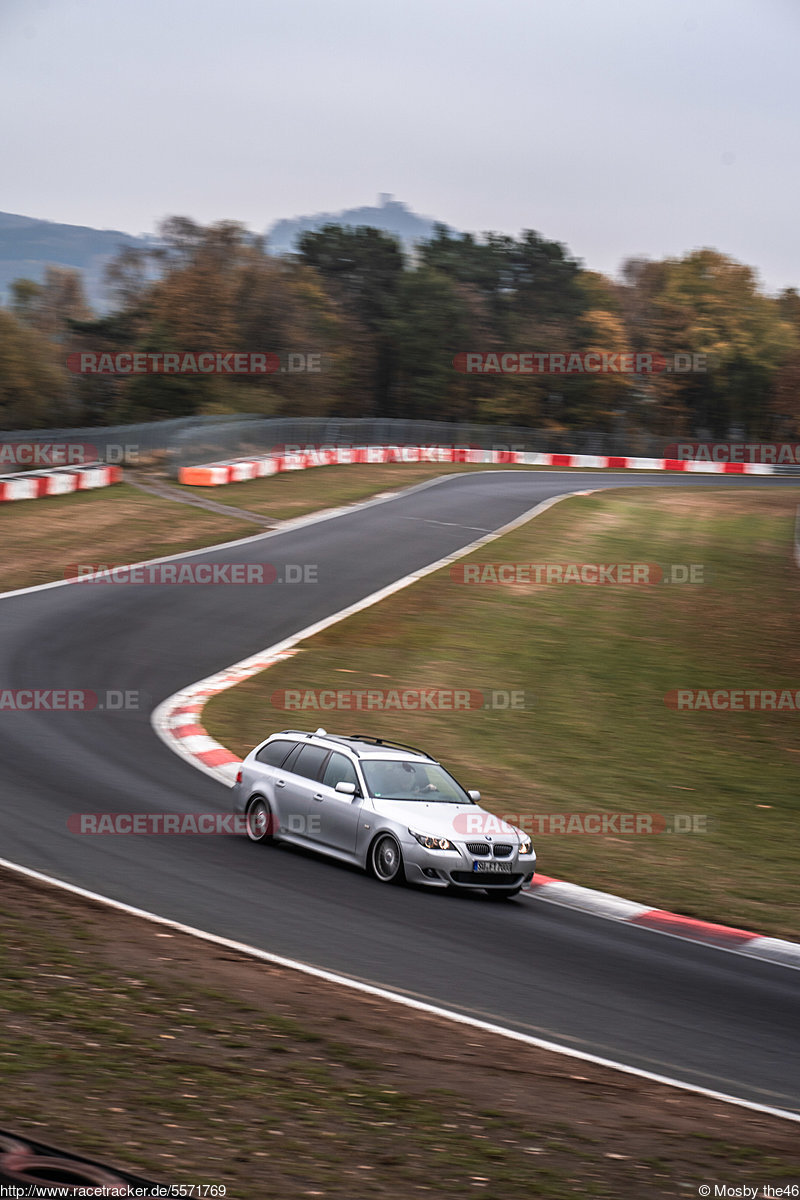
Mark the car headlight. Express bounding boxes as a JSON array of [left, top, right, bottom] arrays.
[[409, 829, 454, 851], [518, 835, 533, 855]]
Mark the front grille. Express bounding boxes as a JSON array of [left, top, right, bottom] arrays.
[[450, 871, 524, 886], [466, 842, 490, 856], [493, 844, 513, 858]]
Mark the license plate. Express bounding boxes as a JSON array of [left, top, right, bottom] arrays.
[[473, 860, 512, 873]]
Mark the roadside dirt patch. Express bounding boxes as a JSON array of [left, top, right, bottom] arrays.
[[1, 870, 797, 1198]]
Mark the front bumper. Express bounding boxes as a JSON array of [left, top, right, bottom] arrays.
[[402, 839, 536, 889]]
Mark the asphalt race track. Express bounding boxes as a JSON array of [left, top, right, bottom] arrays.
[[1, 470, 798, 1114]]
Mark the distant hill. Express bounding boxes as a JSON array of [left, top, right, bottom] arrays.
[[0, 198, 449, 313], [0, 212, 149, 312], [266, 194, 446, 255]]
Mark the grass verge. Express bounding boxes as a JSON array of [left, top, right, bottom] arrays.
[[0, 485, 253, 593], [1, 869, 798, 1198], [204, 487, 800, 940]]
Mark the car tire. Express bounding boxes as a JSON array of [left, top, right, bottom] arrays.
[[484, 888, 522, 901], [245, 796, 274, 843], [369, 834, 405, 884]]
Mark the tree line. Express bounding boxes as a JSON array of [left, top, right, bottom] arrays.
[[1, 215, 798, 440]]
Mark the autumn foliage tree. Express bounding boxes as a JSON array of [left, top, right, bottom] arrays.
[[1, 218, 798, 438], [0, 308, 70, 428]]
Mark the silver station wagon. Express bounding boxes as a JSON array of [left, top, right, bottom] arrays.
[[233, 728, 536, 898]]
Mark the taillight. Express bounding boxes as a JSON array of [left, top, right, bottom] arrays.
[[235, 767, 243, 785]]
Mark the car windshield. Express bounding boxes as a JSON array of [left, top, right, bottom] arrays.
[[362, 759, 473, 803]]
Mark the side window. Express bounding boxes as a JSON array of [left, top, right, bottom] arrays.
[[255, 739, 296, 767], [293, 744, 331, 782], [322, 752, 358, 791]]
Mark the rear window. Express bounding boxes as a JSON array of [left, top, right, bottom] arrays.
[[256, 739, 297, 767]]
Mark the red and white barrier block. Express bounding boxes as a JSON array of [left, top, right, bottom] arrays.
[[0, 463, 123, 503], [178, 446, 775, 486], [520, 452, 774, 473], [179, 445, 469, 485]]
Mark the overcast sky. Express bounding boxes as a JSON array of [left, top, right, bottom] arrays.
[[2, 0, 797, 291]]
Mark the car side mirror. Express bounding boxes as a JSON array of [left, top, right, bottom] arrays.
[[335, 781, 357, 796], [468, 790, 481, 802]]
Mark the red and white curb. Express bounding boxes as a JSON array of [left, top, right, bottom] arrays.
[[151, 486, 800, 971], [528, 876, 800, 966], [178, 444, 775, 486], [0, 462, 122, 502], [153, 648, 297, 784]]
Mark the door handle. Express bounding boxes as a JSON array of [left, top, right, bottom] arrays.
[[313, 793, 324, 801], [276, 780, 286, 788]]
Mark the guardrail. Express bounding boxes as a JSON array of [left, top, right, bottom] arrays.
[[0, 414, 254, 471], [3, 416, 794, 477], [169, 417, 669, 475], [0, 415, 676, 475]]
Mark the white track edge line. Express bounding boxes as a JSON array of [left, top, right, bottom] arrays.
[[1, 855, 797, 1124]]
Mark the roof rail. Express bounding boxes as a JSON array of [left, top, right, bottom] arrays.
[[274, 730, 434, 759], [346, 734, 432, 759]]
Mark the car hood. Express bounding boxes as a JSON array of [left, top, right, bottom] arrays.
[[370, 799, 521, 842]]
